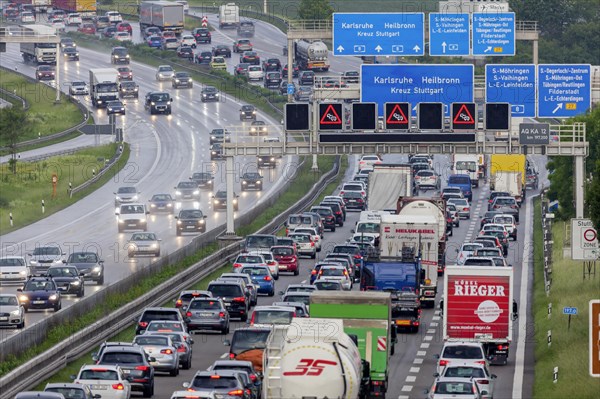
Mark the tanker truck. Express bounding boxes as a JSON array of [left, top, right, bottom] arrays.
[[294, 39, 330, 72], [262, 318, 370, 399]]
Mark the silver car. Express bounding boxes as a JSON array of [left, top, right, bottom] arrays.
[[184, 297, 230, 334], [0, 256, 29, 284], [316, 265, 352, 290], [455, 243, 484, 266], [69, 81, 89, 95], [288, 233, 316, 259], [437, 361, 496, 399], [0, 294, 25, 329], [127, 232, 161, 257], [132, 334, 180, 376], [27, 245, 65, 274], [144, 331, 193, 370], [156, 64, 175, 81], [447, 198, 471, 219], [427, 377, 482, 399]]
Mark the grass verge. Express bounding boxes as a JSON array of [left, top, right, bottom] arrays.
[[0, 130, 82, 157], [532, 203, 600, 399], [0, 143, 130, 234], [0, 70, 84, 146]]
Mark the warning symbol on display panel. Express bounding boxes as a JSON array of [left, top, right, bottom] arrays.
[[320, 104, 342, 125], [453, 103, 474, 124], [386, 103, 409, 125]]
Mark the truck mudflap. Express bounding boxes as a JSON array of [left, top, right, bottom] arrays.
[[484, 343, 509, 365]]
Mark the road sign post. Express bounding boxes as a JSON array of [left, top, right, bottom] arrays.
[[332, 13, 424, 56], [563, 307, 578, 330], [486, 64, 536, 117], [590, 300, 600, 377], [472, 12, 515, 56], [429, 13, 470, 56], [538, 65, 592, 118]]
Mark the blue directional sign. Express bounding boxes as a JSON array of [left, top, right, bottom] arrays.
[[538, 64, 591, 118], [333, 13, 424, 57], [563, 307, 578, 315], [429, 13, 470, 56], [287, 83, 295, 95], [472, 12, 515, 56], [361, 64, 474, 117], [486, 64, 536, 117]]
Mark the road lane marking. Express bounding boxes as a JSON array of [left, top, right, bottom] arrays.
[[417, 350, 427, 356], [398, 396, 409, 399], [420, 343, 430, 349], [406, 375, 416, 382], [401, 385, 413, 392], [220, 352, 228, 359], [409, 367, 420, 373], [424, 335, 433, 341], [413, 358, 424, 364], [430, 322, 438, 327], [427, 329, 436, 334]]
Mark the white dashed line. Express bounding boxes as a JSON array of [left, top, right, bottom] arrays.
[[432, 315, 441, 321], [409, 367, 420, 373], [430, 322, 438, 327], [413, 358, 424, 364], [417, 350, 427, 357], [220, 352, 228, 359], [398, 395, 409, 399], [420, 342, 430, 349], [406, 376, 417, 382], [427, 329, 436, 334], [401, 385, 413, 392], [424, 335, 433, 341]]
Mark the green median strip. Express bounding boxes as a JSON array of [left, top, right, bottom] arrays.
[[0, 143, 130, 234], [0, 155, 347, 379], [532, 199, 599, 399], [0, 69, 84, 146]]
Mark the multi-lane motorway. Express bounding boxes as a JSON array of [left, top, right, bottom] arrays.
[[1, 13, 546, 398]]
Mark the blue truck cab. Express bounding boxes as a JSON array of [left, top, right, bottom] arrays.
[[447, 174, 473, 201], [360, 261, 419, 293]]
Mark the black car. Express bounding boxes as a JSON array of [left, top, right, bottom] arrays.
[[174, 181, 201, 201], [148, 193, 175, 213], [210, 128, 231, 144], [97, 346, 155, 397], [212, 44, 232, 57], [234, 63, 250, 77], [119, 81, 139, 98], [192, 27, 211, 43], [62, 46, 79, 61], [240, 51, 259, 65], [184, 297, 230, 334], [257, 155, 276, 168], [341, 192, 366, 210], [64, 252, 104, 285], [207, 280, 249, 321], [201, 86, 220, 102], [135, 306, 185, 335], [172, 71, 193, 89], [241, 172, 263, 191], [17, 276, 62, 312], [213, 190, 238, 211], [262, 58, 281, 71], [175, 209, 207, 235], [144, 91, 172, 115], [60, 37, 75, 49], [487, 191, 512, 210], [319, 202, 344, 226], [282, 63, 299, 78], [240, 105, 257, 121], [264, 71, 282, 89], [106, 100, 125, 115], [190, 172, 214, 190], [46, 266, 85, 297], [110, 46, 129, 64], [195, 51, 212, 65], [176, 46, 194, 59], [310, 206, 336, 231], [103, 26, 117, 38], [391, 291, 421, 333], [298, 70, 315, 86], [210, 143, 224, 160]]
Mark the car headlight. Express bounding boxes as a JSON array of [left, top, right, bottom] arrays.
[[150, 203, 156, 207], [151, 243, 158, 249], [151, 102, 156, 106], [175, 191, 182, 195], [203, 94, 207, 97], [177, 220, 182, 225], [10, 309, 21, 316], [114, 55, 118, 58], [175, 79, 180, 83], [19, 295, 28, 302], [49, 295, 58, 301], [256, 180, 261, 184], [93, 266, 101, 272], [242, 181, 247, 185], [193, 190, 200, 195], [270, 157, 275, 161], [199, 220, 205, 224], [19, 270, 27, 275], [126, 55, 130, 58], [118, 219, 125, 223], [167, 203, 173, 207], [140, 218, 147, 223], [252, 111, 256, 114], [213, 200, 219, 204], [71, 281, 80, 286]]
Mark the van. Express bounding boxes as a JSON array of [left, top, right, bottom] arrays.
[[243, 234, 278, 252], [249, 305, 296, 326], [447, 174, 473, 201], [115, 203, 149, 233], [285, 214, 318, 235]]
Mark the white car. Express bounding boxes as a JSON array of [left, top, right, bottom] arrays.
[[358, 154, 382, 170], [0, 256, 29, 284], [50, 18, 66, 31], [247, 65, 265, 81], [0, 294, 25, 329], [20, 12, 35, 23], [171, 392, 214, 399], [292, 227, 321, 251], [247, 250, 280, 280], [67, 13, 82, 25], [316, 265, 352, 290], [69, 81, 89, 95], [162, 37, 180, 50], [114, 31, 132, 42], [232, 253, 268, 273], [180, 34, 196, 48], [492, 214, 517, 240], [288, 233, 316, 259], [447, 198, 471, 219], [427, 376, 482, 399], [74, 364, 132, 399], [156, 65, 175, 81], [357, 166, 373, 176], [132, 334, 180, 376], [435, 341, 489, 375], [105, 11, 123, 24], [437, 361, 496, 399], [455, 243, 484, 266], [127, 232, 161, 257], [28, 245, 65, 274]]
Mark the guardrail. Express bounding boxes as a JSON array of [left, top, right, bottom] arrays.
[[69, 144, 125, 197], [0, 67, 91, 152], [0, 155, 342, 396], [0, 86, 29, 110], [0, 145, 93, 165], [540, 192, 553, 296]]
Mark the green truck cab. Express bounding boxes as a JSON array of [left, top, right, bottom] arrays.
[[310, 291, 394, 398]]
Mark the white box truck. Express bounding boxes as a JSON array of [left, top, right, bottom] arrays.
[[139, 1, 185, 34], [367, 163, 414, 212], [89, 68, 118, 108], [452, 154, 482, 187], [353, 210, 391, 247], [379, 213, 439, 308], [491, 170, 524, 205], [219, 2, 240, 29]]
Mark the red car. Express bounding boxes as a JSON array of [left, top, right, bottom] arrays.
[[116, 22, 132, 34], [271, 246, 299, 275], [77, 23, 96, 34], [117, 67, 133, 81]]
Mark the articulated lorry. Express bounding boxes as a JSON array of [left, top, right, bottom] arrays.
[[219, 2, 240, 28], [443, 266, 518, 365], [490, 154, 526, 206], [294, 39, 330, 72], [368, 163, 414, 212], [139, 1, 184, 35], [396, 197, 448, 275], [89, 68, 118, 108], [310, 291, 393, 398], [379, 213, 439, 308], [262, 318, 370, 399]]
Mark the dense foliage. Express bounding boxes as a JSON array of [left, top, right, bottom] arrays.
[[298, 0, 334, 20]]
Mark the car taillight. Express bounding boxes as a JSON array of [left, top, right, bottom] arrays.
[[479, 379, 490, 384], [112, 383, 125, 390], [175, 299, 183, 307], [475, 360, 486, 365], [264, 275, 272, 281], [229, 353, 235, 359], [186, 311, 192, 317], [310, 242, 314, 247], [463, 207, 469, 211], [135, 365, 149, 371], [335, 211, 341, 214], [357, 198, 363, 203], [233, 263, 241, 268], [219, 312, 226, 318], [497, 344, 507, 350], [354, 254, 361, 259], [268, 260, 275, 265], [233, 297, 246, 302], [160, 349, 173, 354], [139, 321, 148, 327], [339, 191, 345, 195], [311, 270, 316, 275], [250, 374, 257, 381], [177, 344, 186, 352], [439, 360, 449, 366], [228, 389, 245, 397]]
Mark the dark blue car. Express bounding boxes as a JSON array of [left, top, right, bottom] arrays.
[[447, 174, 473, 201], [239, 266, 275, 296], [147, 35, 162, 48], [17, 276, 62, 312], [148, 193, 175, 213]]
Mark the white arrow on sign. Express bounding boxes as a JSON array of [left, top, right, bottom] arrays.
[[442, 42, 447, 53], [553, 103, 563, 114], [413, 45, 421, 53], [484, 46, 493, 53], [375, 45, 382, 53], [337, 45, 344, 52]]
